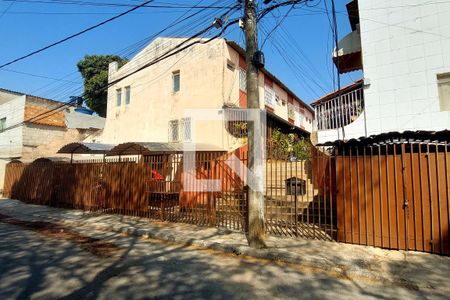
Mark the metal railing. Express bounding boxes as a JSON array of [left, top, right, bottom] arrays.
[[315, 87, 364, 130]]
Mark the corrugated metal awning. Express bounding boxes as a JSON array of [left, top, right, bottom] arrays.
[[317, 130, 450, 147], [57, 142, 116, 154], [106, 142, 226, 156]]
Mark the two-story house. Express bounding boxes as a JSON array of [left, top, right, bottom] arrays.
[[100, 37, 314, 151], [312, 0, 450, 144], [0, 88, 105, 189]]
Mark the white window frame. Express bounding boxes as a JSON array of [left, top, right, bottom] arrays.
[[264, 85, 275, 106], [169, 119, 179, 142], [180, 117, 191, 141]]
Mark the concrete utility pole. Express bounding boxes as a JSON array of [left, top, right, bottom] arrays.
[[244, 0, 266, 248]]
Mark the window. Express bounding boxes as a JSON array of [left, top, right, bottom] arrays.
[[169, 120, 179, 142], [0, 118, 6, 132], [288, 103, 295, 119], [239, 68, 246, 91], [437, 72, 450, 111], [181, 117, 191, 141], [264, 85, 275, 106], [173, 71, 180, 92], [125, 86, 131, 105], [227, 60, 235, 71], [116, 88, 122, 106], [275, 95, 281, 105]]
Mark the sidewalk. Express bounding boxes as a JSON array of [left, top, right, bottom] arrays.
[[1, 198, 449, 295]]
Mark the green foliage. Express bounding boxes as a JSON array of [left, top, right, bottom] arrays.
[[270, 128, 311, 160], [77, 55, 128, 117]]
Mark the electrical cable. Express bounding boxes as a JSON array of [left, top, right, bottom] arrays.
[[0, 0, 157, 69]]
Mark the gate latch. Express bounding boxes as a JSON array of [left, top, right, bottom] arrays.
[[404, 199, 409, 208]]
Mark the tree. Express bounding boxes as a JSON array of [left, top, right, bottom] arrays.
[[77, 55, 128, 117]]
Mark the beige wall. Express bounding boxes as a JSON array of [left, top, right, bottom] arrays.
[[102, 38, 240, 150], [99, 38, 313, 150]]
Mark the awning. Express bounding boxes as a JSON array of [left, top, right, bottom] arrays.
[[57, 142, 116, 154], [333, 27, 361, 58], [317, 130, 450, 147], [333, 26, 362, 73], [106, 142, 225, 156]]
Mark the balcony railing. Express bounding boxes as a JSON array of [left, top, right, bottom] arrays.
[[315, 87, 364, 131]]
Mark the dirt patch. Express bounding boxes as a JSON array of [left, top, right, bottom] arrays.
[[0, 213, 119, 258]]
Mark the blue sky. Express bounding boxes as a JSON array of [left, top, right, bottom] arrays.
[[0, 0, 361, 105]]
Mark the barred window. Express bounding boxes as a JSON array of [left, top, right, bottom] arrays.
[[239, 68, 246, 91], [264, 85, 274, 106], [181, 117, 191, 141], [169, 120, 179, 142]]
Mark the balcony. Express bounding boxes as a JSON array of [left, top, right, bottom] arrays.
[[332, 0, 362, 74], [312, 80, 364, 131]]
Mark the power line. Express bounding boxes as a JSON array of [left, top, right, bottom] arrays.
[[3, 0, 234, 9], [0, 0, 156, 69], [0, 68, 80, 84], [1, 12, 240, 132], [260, 3, 295, 50], [9, 0, 231, 100], [305, 5, 450, 41], [0, 0, 15, 19]]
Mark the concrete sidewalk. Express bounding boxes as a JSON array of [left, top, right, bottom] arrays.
[[1, 198, 449, 296]]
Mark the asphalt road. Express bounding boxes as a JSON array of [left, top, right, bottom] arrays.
[[0, 221, 443, 300]]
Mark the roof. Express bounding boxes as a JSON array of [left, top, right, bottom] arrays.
[[0, 88, 66, 105], [24, 104, 66, 127], [64, 108, 105, 130], [58, 143, 116, 154], [311, 79, 363, 106], [225, 40, 315, 114], [317, 130, 450, 147], [107, 142, 225, 156]]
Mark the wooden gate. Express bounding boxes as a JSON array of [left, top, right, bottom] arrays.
[[335, 143, 450, 255]]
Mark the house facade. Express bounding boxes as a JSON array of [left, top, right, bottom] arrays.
[[312, 0, 450, 144], [0, 89, 104, 189], [100, 37, 314, 150]]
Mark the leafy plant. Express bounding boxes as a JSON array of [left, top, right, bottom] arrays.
[[77, 55, 128, 117], [270, 128, 310, 160]]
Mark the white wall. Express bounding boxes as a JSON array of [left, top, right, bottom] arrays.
[[361, 0, 450, 134], [0, 95, 25, 159], [22, 123, 67, 159], [318, 0, 450, 143]]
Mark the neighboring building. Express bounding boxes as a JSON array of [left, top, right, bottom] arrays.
[[0, 88, 105, 189], [100, 37, 314, 150], [312, 0, 450, 143]]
